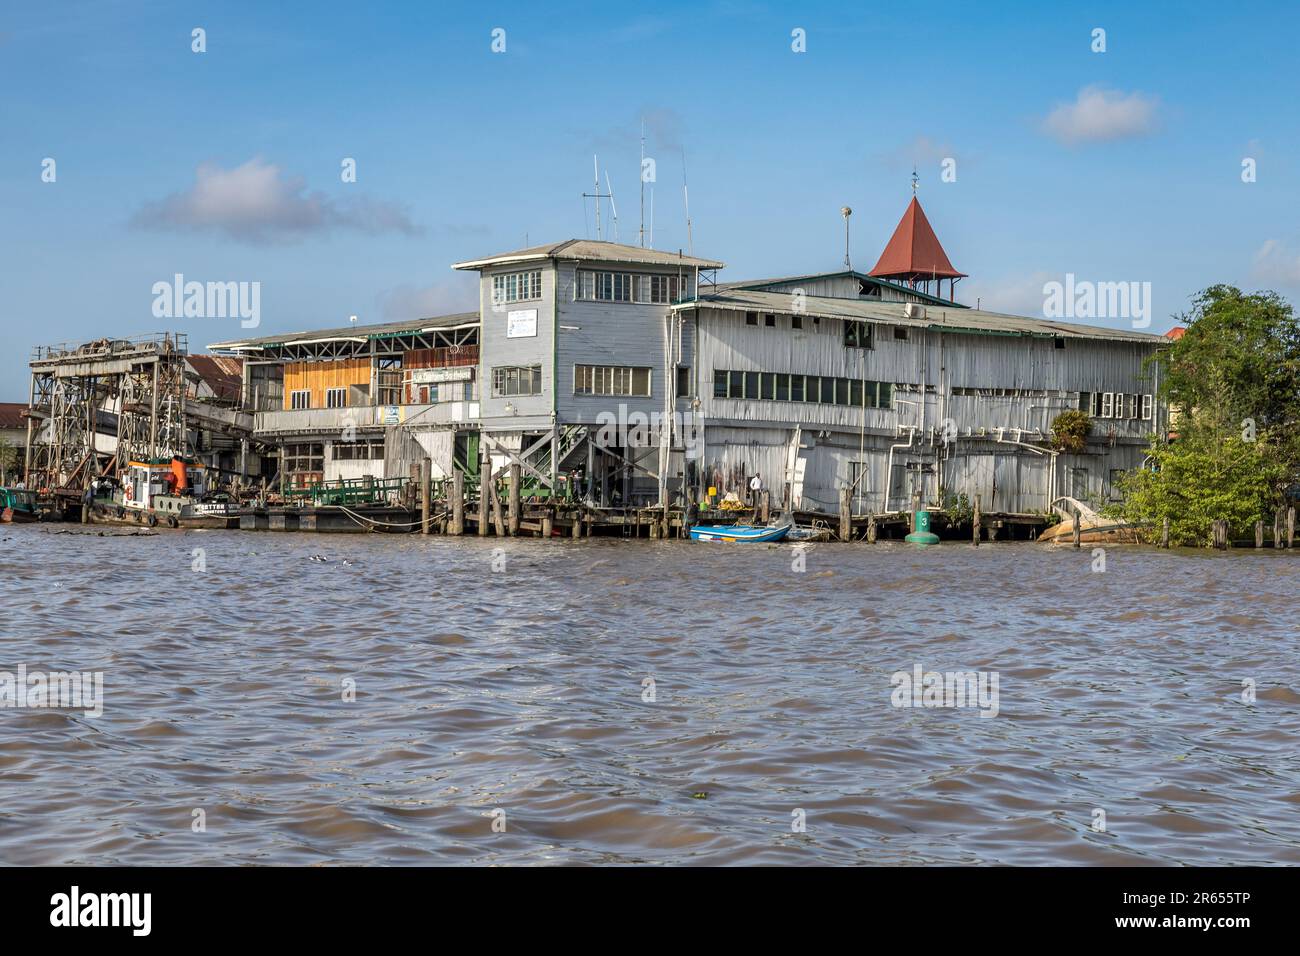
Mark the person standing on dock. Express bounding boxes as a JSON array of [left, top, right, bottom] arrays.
[[749, 473, 762, 510]]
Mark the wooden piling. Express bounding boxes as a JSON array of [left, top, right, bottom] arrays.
[[1213, 519, 1229, 550], [489, 479, 505, 537], [760, 490, 770, 524], [1072, 505, 1081, 549], [450, 471, 464, 535], [477, 451, 489, 537], [507, 463, 521, 536], [1161, 516, 1169, 548], [1255, 519, 1264, 549], [420, 458, 431, 535], [972, 494, 981, 546], [867, 514, 878, 544], [1274, 508, 1284, 550], [541, 509, 553, 539], [571, 512, 582, 538], [1288, 506, 1296, 549], [839, 487, 851, 542]]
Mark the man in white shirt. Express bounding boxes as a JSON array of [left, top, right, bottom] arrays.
[[749, 473, 762, 510]]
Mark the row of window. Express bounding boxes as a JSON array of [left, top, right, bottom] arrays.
[[576, 271, 682, 304], [492, 365, 543, 397], [1080, 391, 1154, 421], [742, 311, 886, 349], [331, 440, 385, 461], [574, 364, 652, 397], [713, 370, 894, 409], [491, 270, 542, 304], [289, 387, 349, 410]]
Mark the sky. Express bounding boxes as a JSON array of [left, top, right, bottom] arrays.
[[3, 0, 1299, 400]]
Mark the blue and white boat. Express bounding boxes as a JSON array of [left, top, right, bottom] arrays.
[[689, 516, 792, 543]]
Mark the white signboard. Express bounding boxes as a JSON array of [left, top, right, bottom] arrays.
[[380, 405, 400, 424], [411, 366, 474, 384], [507, 308, 537, 339]]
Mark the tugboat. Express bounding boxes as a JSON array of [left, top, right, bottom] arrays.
[[89, 458, 239, 529]]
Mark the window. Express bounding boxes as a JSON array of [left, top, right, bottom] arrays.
[[844, 321, 874, 349], [790, 375, 805, 402], [491, 270, 542, 305], [1054, 337, 1066, 350], [649, 275, 681, 303], [284, 442, 324, 475], [746, 311, 759, 326], [1141, 394, 1153, 421], [1078, 391, 1091, 414], [1100, 392, 1114, 418], [729, 370, 744, 398], [760, 373, 775, 400], [894, 327, 908, 341], [713, 370, 728, 398], [764, 313, 776, 328], [791, 315, 803, 330], [1124, 393, 1138, 420], [776, 374, 790, 401], [492, 365, 542, 397], [325, 387, 347, 409], [676, 365, 692, 397], [745, 371, 759, 399], [574, 365, 651, 397], [290, 390, 311, 410]]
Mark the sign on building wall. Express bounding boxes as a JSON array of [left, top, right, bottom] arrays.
[[507, 308, 537, 339], [380, 405, 400, 424], [411, 366, 474, 384]]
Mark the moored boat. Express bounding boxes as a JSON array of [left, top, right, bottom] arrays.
[[88, 458, 239, 529], [0, 487, 42, 523], [689, 515, 792, 543]]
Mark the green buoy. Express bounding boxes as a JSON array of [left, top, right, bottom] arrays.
[[905, 508, 940, 546]]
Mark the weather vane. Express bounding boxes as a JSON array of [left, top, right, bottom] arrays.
[[911, 166, 919, 196]]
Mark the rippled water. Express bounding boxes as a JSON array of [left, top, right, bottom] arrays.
[[2, 523, 1298, 865]]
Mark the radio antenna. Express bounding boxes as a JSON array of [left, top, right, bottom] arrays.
[[681, 148, 694, 256], [605, 170, 619, 243], [582, 155, 612, 241]]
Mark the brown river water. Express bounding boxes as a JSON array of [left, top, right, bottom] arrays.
[[2, 524, 1298, 866]]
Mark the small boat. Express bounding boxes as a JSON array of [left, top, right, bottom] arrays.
[[1038, 496, 1141, 544], [0, 487, 41, 523], [689, 515, 792, 543]]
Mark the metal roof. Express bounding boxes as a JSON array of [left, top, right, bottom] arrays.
[[452, 239, 724, 271], [208, 311, 479, 352], [716, 270, 964, 307], [673, 289, 1166, 343]]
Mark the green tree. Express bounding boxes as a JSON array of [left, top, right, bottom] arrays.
[[1114, 285, 1300, 545], [0, 438, 16, 485]]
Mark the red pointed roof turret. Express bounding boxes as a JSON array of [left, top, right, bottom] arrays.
[[869, 196, 966, 282]]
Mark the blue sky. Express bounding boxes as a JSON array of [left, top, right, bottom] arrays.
[[3, 0, 1299, 399]]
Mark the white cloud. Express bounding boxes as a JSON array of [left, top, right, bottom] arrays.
[[960, 271, 1058, 318], [379, 277, 479, 320], [1042, 86, 1159, 145], [1251, 239, 1300, 286], [132, 157, 422, 244]]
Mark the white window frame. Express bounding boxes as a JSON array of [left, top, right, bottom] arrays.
[[290, 389, 311, 410], [1100, 392, 1114, 418], [491, 270, 542, 305], [1141, 394, 1153, 421], [325, 387, 347, 409]]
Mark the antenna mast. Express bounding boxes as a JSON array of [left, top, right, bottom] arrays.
[[638, 119, 646, 247], [582, 155, 612, 241], [681, 148, 694, 256], [605, 171, 619, 242]]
